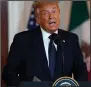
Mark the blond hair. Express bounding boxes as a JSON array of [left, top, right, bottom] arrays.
[[33, 1, 59, 16]]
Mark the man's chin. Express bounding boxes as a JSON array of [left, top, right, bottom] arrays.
[[50, 28, 58, 31], [47, 28, 58, 33]]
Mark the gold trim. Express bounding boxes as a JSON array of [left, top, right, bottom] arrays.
[[52, 76, 79, 86]]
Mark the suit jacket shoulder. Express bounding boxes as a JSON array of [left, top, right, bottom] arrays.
[[12, 27, 41, 45], [58, 29, 78, 42]]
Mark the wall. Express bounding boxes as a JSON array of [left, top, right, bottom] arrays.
[[8, 1, 33, 49]]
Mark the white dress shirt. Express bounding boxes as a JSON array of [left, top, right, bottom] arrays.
[[40, 27, 58, 66]]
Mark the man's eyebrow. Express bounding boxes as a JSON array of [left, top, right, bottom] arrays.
[[42, 7, 57, 11], [40, 6, 57, 13], [52, 7, 57, 9], [41, 10, 48, 13]]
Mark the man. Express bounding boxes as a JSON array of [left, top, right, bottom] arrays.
[[2, 1, 88, 86]]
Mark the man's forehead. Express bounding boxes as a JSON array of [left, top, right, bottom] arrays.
[[40, 4, 58, 10]]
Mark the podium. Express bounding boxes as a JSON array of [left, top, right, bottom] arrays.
[[19, 82, 51, 87], [18, 81, 91, 87]]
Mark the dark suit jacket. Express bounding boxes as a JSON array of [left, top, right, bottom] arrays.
[[2, 27, 88, 86]]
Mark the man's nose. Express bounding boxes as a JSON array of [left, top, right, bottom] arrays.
[[49, 13, 54, 19]]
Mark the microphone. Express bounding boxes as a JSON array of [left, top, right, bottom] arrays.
[[52, 33, 65, 76], [51, 33, 61, 45]]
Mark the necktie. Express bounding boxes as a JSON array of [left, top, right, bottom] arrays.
[[48, 34, 57, 78]]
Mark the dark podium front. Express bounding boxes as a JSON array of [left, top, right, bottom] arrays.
[[19, 82, 51, 87], [18, 81, 91, 87]]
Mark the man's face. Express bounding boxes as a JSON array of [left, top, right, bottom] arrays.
[[36, 3, 60, 33]]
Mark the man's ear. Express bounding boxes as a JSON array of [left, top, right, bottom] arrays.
[[35, 8, 40, 24]]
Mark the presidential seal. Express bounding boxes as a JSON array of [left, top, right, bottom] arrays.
[[52, 76, 79, 86]]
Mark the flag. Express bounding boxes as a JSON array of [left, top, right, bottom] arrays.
[[68, 1, 90, 79], [68, 1, 90, 44], [27, 4, 39, 30]]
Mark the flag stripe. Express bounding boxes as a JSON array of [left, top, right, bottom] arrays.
[[69, 1, 89, 31]]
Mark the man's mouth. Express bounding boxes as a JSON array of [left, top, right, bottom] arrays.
[[49, 21, 56, 25]]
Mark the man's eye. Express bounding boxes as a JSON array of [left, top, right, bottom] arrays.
[[52, 10, 56, 13], [41, 11, 48, 15], [45, 12, 49, 15], [43, 12, 49, 16]]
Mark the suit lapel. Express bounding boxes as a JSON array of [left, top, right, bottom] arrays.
[[32, 27, 51, 80]]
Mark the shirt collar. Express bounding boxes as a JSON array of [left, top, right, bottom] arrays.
[[40, 26, 58, 40]]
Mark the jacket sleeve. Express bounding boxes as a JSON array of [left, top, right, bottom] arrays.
[[2, 34, 23, 86], [72, 34, 88, 81]]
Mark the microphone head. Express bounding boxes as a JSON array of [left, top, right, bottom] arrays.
[[51, 33, 61, 45]]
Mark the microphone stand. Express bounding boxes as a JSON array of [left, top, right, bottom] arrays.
[[54, 35, 65, 77]]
